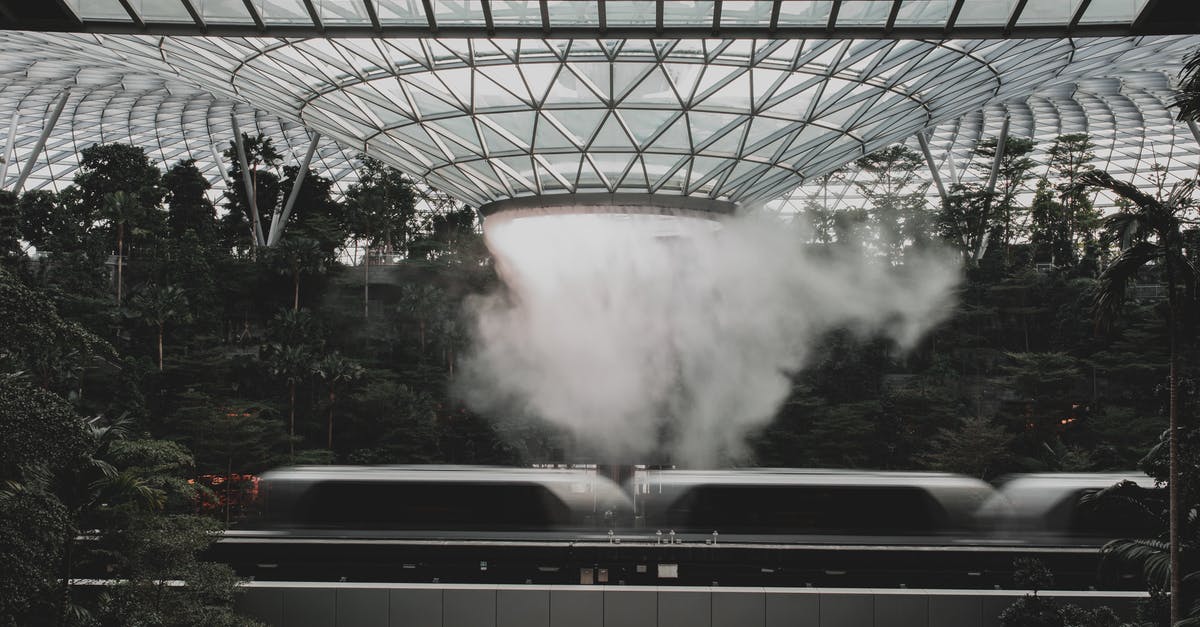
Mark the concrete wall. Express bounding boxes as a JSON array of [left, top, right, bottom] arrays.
[[235, 583, 1148, 627]]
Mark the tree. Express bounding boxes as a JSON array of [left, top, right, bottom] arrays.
[[270, 237, 326, 312], [919, 416, 1013, 479], [127, 284, 191, 370], [162, 159, 216, 245], [1080, 169, 1200, 625], [346, 156, 418, 319], [315, 353, 364, 450], [100, 191, 142, 307], [851, 145, 932, 262], [266, 344, 314, 458], [973, 136, 1038, 259], [1175, 45, 1200, 122], [1048, 134, 1099, 262], [221, 134, 281, 251]]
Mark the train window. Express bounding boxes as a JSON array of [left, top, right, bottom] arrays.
[[290, 481, 573, 530], [667, 485, 947, 534]]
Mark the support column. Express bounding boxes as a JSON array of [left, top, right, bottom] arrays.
[[267, 131, 322, 246], [13, 90, 69, 194], [1187, 119, 1200, 175], [210, 142, 233, 188], [230, 113, 266, 248], [916, 129, 948, 204], [974, 115, 1011, 264], [0, 110, 19, 189]]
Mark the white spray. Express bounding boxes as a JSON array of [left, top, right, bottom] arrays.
[[458, 206, 960, 467]]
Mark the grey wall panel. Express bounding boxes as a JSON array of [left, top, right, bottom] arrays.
[[236, 587, 282, 626], [659, 589, 711, 627], [498, 588, 550, 627], [875, 594, 929, 627], [337, 588, 388, 627], [444, 588, 497, 627], [282, 587, 336, 627], [820, 592, 873, 627], [604, 588, 657, 627], [929, 595, 981, 627], [550, 588, 604, 627], [979, 596, 1010, 627], [764, 591, 820, 627], [390, 588, 442, 627], [713, 589, 764, 627]]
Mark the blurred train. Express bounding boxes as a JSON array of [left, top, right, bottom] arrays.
[[247, 465, 1162, 545]]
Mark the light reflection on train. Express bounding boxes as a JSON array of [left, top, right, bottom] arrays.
[[233, 465, 1162, 546]]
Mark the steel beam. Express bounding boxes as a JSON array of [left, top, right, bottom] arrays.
[[209, 142, 232, 188], [13, 90, 69, 194], [916, 129, 948, 204], [267, 132, 321, 246], [0, 109, 19, 188], [230, 113, 266, 248], [974, 115, 1011, 263]]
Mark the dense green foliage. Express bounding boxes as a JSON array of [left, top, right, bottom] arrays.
[[0, 114, 1196, 623]]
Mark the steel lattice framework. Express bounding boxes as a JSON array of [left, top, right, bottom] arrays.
[[2, 30, 1196, 209]]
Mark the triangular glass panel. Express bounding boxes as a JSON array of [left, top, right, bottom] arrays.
[[546, 108, 608, 147], [661, 62, 705, 103], [563, 62, 613, 102], [648, 114, 691, 152], [620, 66, 680, 106], [588, 151, 637, 190], [612, 62, 657, 102], [519, 63, 561, 105], [545, 68, 607, 106], [620, 109, 678, 147], [693, 65, 746, 106], [589, 112, 636, 151], [533, 114, 576, 151]]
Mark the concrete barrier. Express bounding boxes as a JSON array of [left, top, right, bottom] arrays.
[[235, 582, 1149, 627]]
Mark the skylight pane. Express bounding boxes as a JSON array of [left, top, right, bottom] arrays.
[[954, 0, 1016, 26], [548, 0, 599, 25], [663, 1, 714, 25], [320, 0, 372, 24], [490, 1, 543, 25], [67, 0, 131, 21], [893, 0, 954, 26], [1018, 0, 1081, 25], [836, 0, 892, 26], [135, 0, 195, 23], [1079, 0, 1149, 24], [604, 1, 656, 26], [375, 0, 427, 24], [434, 0, 488, 25], [722, 1, 775, 26], [777, 1, 833, 25], [198, 0, 251, 23], [257, 0, 312, 24]]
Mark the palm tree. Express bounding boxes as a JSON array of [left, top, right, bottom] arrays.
[[100, 191, 140, 306], [271, 237, 326, 311], [127, 285, 190, 370], [267, 344, 313, 458], [315, 353, 363, 449], [1176, 47, 1200, 122], [55, 415, 162, 626], [1080, 169, 1199, 625]]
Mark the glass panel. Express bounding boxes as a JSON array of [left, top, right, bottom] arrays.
[[662, 1, 713, 25], [376, 0, 427, 23], [434, 0, 488, 24], [1079, 0, 1148, 24], [70, 0, 132, 21], [320, 0, 372, 23], [777, 0, 833, 25], [548, 0, 598, 25], [198, 0, 251, 23], [490, 1, 543, 25], [721, 0, 775, 25], [893, 0, 954, 26], [836, 0, 893, 26], [136, 0, 195, 22], [954, 0, 1015, 25], [1018, 0, 1080, 25], [604, 1, 656, 26], [256, 0, 312, 24]]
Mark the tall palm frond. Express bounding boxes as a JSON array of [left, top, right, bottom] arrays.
[[1102, 538, 1171, 590], [1093, 241, 1161, 331], [1175, 47, 1200, 122]]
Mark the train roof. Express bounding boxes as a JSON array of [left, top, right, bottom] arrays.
[[259, 465, 617, 485], [640, 469, 994, 488]]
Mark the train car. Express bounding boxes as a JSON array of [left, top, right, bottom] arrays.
[[632, 469, 997, 540], [253, 465, 633, 534], [977, 472, 1161, 544]]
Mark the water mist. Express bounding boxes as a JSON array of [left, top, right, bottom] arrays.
[[458, 200, 960, 467]]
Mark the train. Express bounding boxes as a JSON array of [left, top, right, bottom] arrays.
[[245, 465, 1161, 545]]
